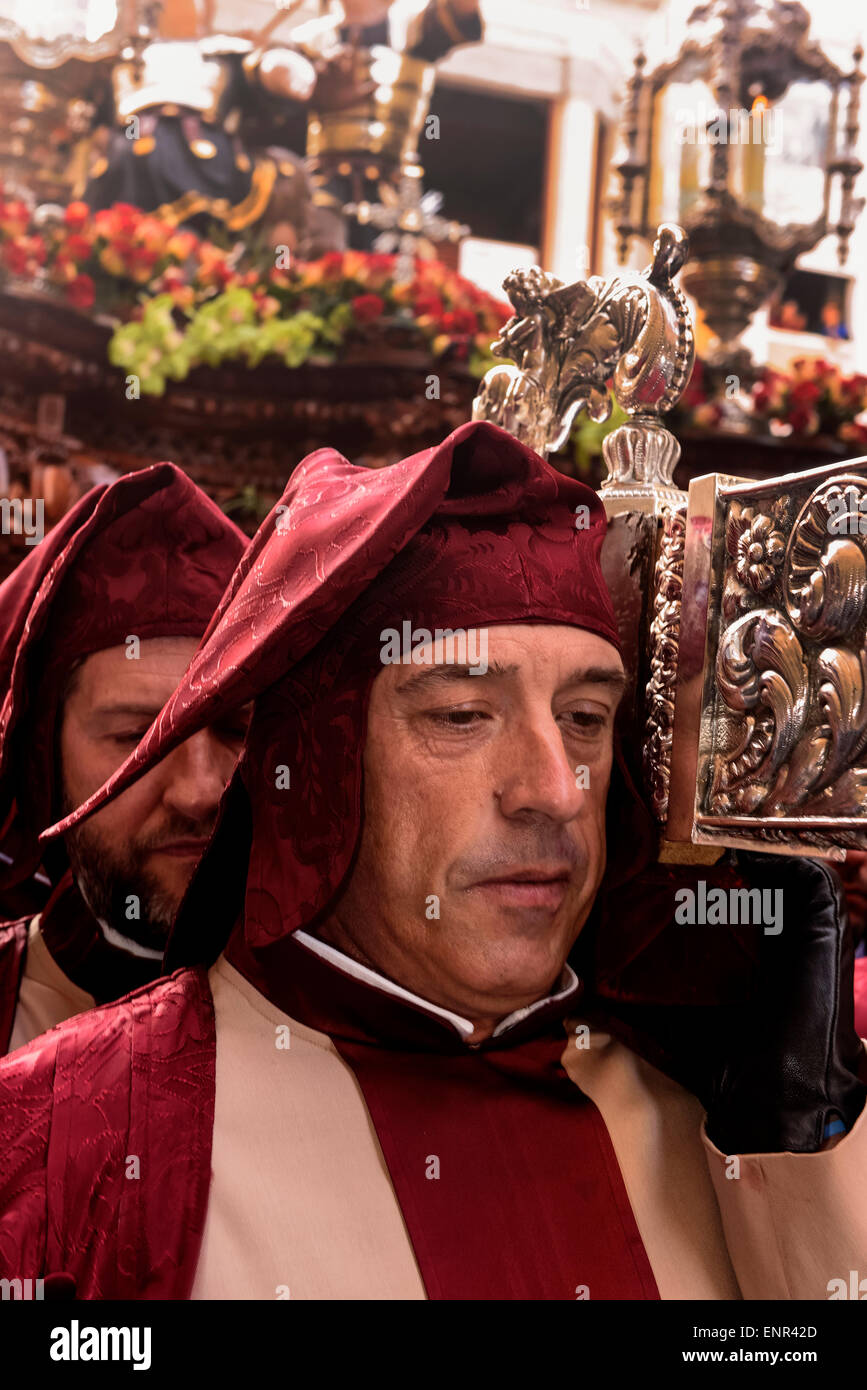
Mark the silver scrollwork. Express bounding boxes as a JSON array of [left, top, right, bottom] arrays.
[[472, 223, 694, 509], [703, 470, 867, 843]]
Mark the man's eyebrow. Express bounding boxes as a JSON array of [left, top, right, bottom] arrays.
[[394, 662, 627, 696], [394, 662, 517, 694], [86, 703, 165, 721], [562, 665, 628, 692]]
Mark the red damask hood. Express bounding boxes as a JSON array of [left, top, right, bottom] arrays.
[[0, 463, 246, 891], [46, 421, 657, 965]]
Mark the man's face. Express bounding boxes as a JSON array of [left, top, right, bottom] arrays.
[[59, 637, 248, 951], [319, 623, 625, 1038]]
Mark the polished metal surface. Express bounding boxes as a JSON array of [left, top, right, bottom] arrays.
[[644, 506, 686, 822], [472, 222, 694, 514], [612, 0, 865, 377], [668, 459, 867, 856]]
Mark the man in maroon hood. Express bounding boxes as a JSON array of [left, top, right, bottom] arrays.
[[0, 422, 865, 1300], [0, 464, 247, 1054]]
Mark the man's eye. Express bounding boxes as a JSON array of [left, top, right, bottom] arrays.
[[562, 711, 607, 732], [110, 730, 148, 745], [426, 709, 489, 729]]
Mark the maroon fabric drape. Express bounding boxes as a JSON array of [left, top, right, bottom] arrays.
[[0, 462, 246, 893]]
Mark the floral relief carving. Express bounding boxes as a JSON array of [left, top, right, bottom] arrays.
[[705, 475, 867, 839]]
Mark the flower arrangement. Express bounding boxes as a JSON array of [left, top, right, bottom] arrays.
[[749, 358, 867, 448], [0, 193, 510, 394], [671, 355, 867, 447], [0, 197, 221, 312]]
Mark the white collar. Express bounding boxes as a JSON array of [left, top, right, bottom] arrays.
[[293, 929, 580, 1043]]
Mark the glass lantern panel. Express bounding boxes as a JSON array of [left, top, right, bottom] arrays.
[[647, 80, 715, 227], [762, 81, 831, 227]]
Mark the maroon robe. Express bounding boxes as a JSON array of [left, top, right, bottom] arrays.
[[16, 421, 839, 1299], [0, 932, 660, 1300]]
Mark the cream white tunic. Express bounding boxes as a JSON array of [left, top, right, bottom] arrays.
[[8, 917, 95, 1055], [190, 945, 867, 1301]]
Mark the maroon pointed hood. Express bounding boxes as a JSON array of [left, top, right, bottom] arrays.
[[0, 463, 246, 891], [45, 422, 656, 965]]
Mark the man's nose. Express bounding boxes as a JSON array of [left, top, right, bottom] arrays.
[[159, 728, 235, 822], [495, 715, 588, 823]]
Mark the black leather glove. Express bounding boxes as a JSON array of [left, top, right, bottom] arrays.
[[705, 853, 867, 1154]]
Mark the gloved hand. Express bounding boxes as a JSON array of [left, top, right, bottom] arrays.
[[705, 853, 867, 1154]]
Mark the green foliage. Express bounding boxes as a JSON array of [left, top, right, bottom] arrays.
[[571, 396, 627, 477], [108, 289, 339, 395]]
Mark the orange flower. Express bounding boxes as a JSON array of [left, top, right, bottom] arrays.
[[166, 230, 199, 261], [342, 250, 368, 281], [64, 201, 91, 232], [0, 199, 31, 237], [64, 232, 94, 263], [99, 246, 127, 276]]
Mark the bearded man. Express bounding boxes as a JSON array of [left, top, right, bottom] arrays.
[[0, 421, 865, 1300], [0, 464, 246, 1054]]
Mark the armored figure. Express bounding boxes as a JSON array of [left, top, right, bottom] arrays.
[[82, 0, 327, 242], [295, 0, 484, 248]]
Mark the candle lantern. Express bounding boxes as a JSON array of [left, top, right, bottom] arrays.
[[613, 0, 864, 385]]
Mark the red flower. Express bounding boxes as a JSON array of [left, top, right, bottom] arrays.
[[2, 242, 29, 275], [440, 308, 478, 335], [65, 273, 96, 309], [351, 293, 385, 324], [413, 291, 444, 319], [63, 201, 91, 232], [93, 202, 140, 241], [789, 380, 822, 407], [160, 266, 186, 289], [0, 199, 32, 236], [1, 235, 46, 275], [128, 244, 160, 272], [787, 405, 816, 434], [64, 233, 94, 263], [213, 259, 236, 289], [320, 251, 345, 281]]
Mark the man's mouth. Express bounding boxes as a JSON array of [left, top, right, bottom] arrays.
[[468, 867, 573, 910], [150, 839, 211, 859]]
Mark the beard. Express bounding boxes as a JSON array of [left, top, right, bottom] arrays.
[[62, 806, 215, 954]]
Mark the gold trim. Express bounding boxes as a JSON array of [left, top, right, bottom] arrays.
[[154, 158, 277, 230], [657, 840, 724, 865]]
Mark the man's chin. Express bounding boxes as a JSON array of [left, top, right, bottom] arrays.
[[430, 933, 572, 1015]]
